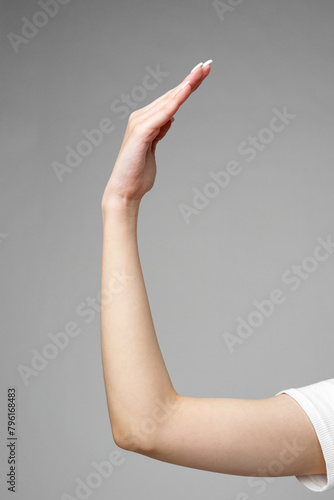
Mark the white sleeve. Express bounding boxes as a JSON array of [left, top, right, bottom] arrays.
[[275, 378, 334, 492]]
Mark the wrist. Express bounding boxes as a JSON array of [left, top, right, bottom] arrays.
[[101, 194, 141, 226]]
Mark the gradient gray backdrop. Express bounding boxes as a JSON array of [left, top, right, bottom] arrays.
[[1, 0, 334, 499]]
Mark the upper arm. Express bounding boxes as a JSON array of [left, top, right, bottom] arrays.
[[134, 392, 326, 478]]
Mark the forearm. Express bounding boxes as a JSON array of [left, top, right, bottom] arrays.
[[100, 197, 179, 451]]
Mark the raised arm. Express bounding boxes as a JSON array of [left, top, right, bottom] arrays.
[[100, 61, 326, 479]]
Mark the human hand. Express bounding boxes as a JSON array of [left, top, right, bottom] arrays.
[[101, 60, 213, 212]]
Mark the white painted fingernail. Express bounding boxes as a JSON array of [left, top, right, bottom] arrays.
[[202, 59, 213, 68], [190, 62, 203, 73], [180, 80, 191, 90]]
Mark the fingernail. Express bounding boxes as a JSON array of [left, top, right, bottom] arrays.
[[180, 80, 191, 90], [202, 59, 213, 68], [190, 62, 203, 73], [170, 117, 175, 123]]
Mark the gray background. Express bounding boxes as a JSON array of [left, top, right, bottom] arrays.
[[1, 0, 334, 498]]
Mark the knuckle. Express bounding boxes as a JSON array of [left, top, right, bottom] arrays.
[[128, 112, 141, 130], [129, 110, 139, 121]]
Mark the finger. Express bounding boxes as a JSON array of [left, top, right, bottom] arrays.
[[133, 87, 175, 116], [191, 63, 211, 92], [170, 61, 212, 98], [138, 62, 210, 119], [130, 61, 212, 143], [136, 75, 199, 120], [138, 66, 207, 126], [131, 68, 198, 117], [136, 84, 193, 143], [150, 65, 211, 122], [137, 64, 202, 115], [163, 61, 211, 99], [151, 119, 173, 154]]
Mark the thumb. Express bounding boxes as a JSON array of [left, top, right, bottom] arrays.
[[151, 117, 175, 153]]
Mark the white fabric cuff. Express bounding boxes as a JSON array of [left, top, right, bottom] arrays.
[[276, 378, 334, 492]]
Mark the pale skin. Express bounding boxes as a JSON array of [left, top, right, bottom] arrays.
[[100, 61, 326, 479]]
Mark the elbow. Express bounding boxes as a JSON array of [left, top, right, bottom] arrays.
[[110, 421, 153, 454], [112, 428, 139, 452], [109, 392, 183, 454]]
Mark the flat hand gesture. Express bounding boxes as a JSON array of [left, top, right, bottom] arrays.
[[102, 61, 212, 209]]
